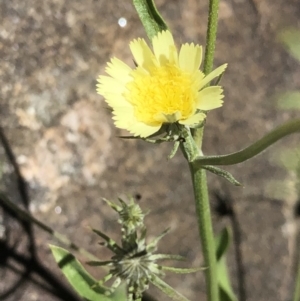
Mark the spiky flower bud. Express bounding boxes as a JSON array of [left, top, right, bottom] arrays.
[[88, 197, 202, 301]]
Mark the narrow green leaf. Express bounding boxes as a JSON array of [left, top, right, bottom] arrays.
[[132, 0, 169, 40], [277, 91, 300, 111], [278, 28, 300, 62], [50, 245, 126, 301], [218, 256, 237, 301], [215, 228, 231, 262], [161, 266, 205, 274], [202, 165, 241, 186]]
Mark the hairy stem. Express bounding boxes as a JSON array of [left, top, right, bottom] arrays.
[[189, 165, 219, 301], [194, 0, 220, 145], [203, 0, 220, 76]]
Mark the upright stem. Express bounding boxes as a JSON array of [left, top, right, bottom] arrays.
[[190, 2, 221, 294], [189, 164, 219, 301], [203, 0, 220, 75], [193, 0, 220, 145]]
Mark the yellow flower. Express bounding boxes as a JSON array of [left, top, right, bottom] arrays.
[[97, 30, 227, 138]]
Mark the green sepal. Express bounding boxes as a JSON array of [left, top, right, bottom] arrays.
[[50, 245, 127, 301], [168, 141, 180, 159], [202, 165, 241, 186], [161, 266, 205, 274], [179, 126, 200, 162], [215, 228, 238, 301], [132, 0, 169, 40], [91, 228, 124, 255], [149, 254, 186, 261], [151, 276, 191, 301]]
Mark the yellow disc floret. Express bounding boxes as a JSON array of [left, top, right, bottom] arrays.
[[126, 64, 197, 126]]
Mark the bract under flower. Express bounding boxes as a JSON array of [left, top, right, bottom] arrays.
[[97, 30, 227, 138]]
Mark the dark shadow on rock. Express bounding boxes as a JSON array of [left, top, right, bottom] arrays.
[[0, 126, 82, 301]]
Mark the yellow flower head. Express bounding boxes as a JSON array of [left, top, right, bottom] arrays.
[[97, 30, 227, 138]]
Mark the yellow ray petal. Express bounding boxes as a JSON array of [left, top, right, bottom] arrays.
[[105, 57, 132, 83], [129, 38, 156, 71], [179, 112, 206, 126], [197, 86, 224, 110], [112, 106, 161, 137], [198, 64, 227, 90], [103, 93, 130, 108], [129, 123, 161, 137], [152, 30, 176, 65], [179, 43, 202, 73], [97, 76, 126, 95], [112, 106, 135, 126]]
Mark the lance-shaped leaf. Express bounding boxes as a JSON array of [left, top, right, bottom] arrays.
[[201, 165, 241, 186], [215, 228, 238, 301], [50, 245, 127, 301]]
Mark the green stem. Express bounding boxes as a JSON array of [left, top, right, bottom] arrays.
[[194, 0, 220, 145], [180, 128, 218, 301], [190, 5, 222, 296], [203, 0, 220, 76], [194, 119, 300, 166], [189, 165, 219, 301]]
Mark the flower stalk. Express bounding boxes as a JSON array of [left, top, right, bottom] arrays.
[[180, 128, 219, 301], [189, 165, 219, 301], [193, 0, 220, 146], [203, 0, 221, 76], [190, 6, 221, 297], [190, 0, 221, 297]]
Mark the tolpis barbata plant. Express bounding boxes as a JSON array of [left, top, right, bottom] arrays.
[[1, 0, 300, 301]]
